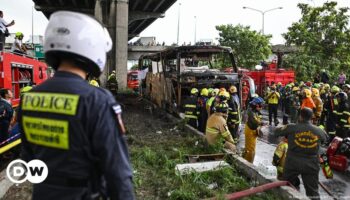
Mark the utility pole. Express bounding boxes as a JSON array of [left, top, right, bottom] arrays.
[[194, 16, 197, 45], [177, 3, 181, 45], [32, 6, 34, 49]]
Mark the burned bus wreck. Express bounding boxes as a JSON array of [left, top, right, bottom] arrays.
[[139, 45, 255, 115]]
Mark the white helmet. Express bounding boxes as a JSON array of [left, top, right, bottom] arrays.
[[44, 11, 112, 77]]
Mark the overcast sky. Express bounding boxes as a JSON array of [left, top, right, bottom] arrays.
[[1, 0, 349, 45]]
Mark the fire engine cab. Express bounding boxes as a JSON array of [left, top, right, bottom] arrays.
[[0, 51, 48, 107]]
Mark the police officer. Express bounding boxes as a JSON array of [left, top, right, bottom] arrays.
[[183, 88, 199, 128], [274, 108, 327, 200], [18, 11, 134, 200]]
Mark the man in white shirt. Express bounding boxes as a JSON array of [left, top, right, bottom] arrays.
[[0, 10, 15, 51]]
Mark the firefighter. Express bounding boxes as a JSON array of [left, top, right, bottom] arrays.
[[18, 11, 134, 200], [244, 96, 264, 163], [289, 87, 301, 123], [283, 85, 292, 124], [183, 88, 199, 128], [11, 32, 27, 54], [227, 86, 241, 139], [272, 136, 288, 180], [205, 102, 236, 153], [107, 70, 118, 94], [242, 82, 250, 110], [320, 83, 331, 126], [301, 88, 316, 110], [343, 84, 350, 106], [267, 85, 280, 126], [108, 70, 116, 82], [325, 86, 340, 142], [197, 88, 209, 132], [335, 92, 350, 138], [274, 108, 327, 200], [206, 88, 219, 116], [311, 88, 323, 125]]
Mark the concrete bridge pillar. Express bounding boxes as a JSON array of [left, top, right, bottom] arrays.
[[94, 0, 108, 87], [115, 0, 129, 90]]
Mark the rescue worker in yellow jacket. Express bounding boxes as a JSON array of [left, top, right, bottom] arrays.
[[311, 88, 323, 125], [272, 136, 288, 180], [244, 96, 265, 163], [267, 85, 280, 126], [205, 102, 236, 153]]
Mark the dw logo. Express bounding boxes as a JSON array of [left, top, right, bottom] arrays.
[[6, 159, 48, 184]]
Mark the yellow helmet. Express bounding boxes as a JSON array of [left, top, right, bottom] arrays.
[[331, 86, 340, 93], [324, 84, 330, 90], [218, 91, 230, 101], [16, 32, 24, 37], [191, 88, 199, 95], [311, 88, 320, 97], [277, 82, 282, 86], [89, 80, 99, 87], [200, 88, 209, 97], [229, 85, 237, 93], [212, 88, 220, 96], [292, 87, 300, 92], [304, 89, 312, 98], [20, 86, 33, 94]]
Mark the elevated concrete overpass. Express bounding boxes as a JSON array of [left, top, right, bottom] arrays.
[[128, 45, 168, 60], [32, 0, 177, 88]]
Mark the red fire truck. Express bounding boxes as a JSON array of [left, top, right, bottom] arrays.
[[0, 51, 48, 155], [127, 70, 139, 91], [0, 51, 48, 107], [244, 61, 295, 96]]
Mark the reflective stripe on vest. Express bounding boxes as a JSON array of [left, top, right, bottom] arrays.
[[185, 104, 196, 108], [185, 115, 198, 119], [206, 127, 219, 135], [222, 131, 230, 138]]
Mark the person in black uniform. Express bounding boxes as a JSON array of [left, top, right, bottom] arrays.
[[183, 88, 199, 129], [18, 11, 134, 200], [274, 108, 327, 200], [0, 88, 14, 142]]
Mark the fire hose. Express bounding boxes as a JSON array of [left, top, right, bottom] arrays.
[[207, 181, 294, 200]]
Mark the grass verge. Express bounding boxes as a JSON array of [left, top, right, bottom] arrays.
[[128, 131, 280, 200]]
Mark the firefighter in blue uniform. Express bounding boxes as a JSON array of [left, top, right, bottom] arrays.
[[18, 11, 134, 200]]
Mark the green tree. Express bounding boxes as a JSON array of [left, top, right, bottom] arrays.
[[130, 64, 139, 70], [216, 24, 272, 69], [283, 1, 350, 81]]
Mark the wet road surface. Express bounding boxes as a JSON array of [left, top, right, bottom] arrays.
[[237, 109, 350, 200]]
